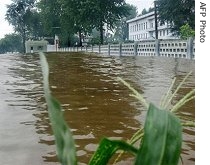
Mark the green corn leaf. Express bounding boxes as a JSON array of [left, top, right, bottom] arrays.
[[39, 52, 77, 165], [135, 103, 182, 165], [89, 138, 138, 165]]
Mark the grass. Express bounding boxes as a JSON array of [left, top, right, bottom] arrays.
[[39, 52, 194, 165]]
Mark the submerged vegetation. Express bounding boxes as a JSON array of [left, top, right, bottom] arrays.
[[39, 52, 194, 165]]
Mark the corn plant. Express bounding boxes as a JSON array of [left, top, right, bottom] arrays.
[[39, 52, 194, 165]]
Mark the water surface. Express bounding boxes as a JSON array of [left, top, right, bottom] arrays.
[[0, 52, 194, 164]]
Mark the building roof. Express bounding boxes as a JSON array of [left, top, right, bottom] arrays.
[[126, 11, 155, 23], [25, 40, 48, 46]]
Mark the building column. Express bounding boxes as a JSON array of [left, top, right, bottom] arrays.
[[134, 42, 138, 56], [108, 44, 110, 56], [119, 43, 122, 56], [155, 39, 160, 56], [99, 45, 101, 54], [187, 37, 194, 59]]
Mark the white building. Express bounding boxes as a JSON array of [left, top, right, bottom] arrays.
[[127, 11, 178, 41], [25, 40, 48, 53]]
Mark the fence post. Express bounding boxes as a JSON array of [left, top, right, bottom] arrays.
[[134, 42, 138, 56], [155, 39, 160, 56], [99, 45, 101, 54], [187, 37, 193, 59], [108, 44, 110, 56], [119, 43, 122, 56]]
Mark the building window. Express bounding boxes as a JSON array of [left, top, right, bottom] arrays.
[[38, 46, 43, 50], [146, 22, 147, 29], [163, 30, 165, 36], [160, 22, 164, 26]]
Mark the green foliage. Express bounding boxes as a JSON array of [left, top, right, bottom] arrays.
[[135, 104, 182, 165], [48, 0, 132, 45], [6, 0, 37, 52], [141, 8, 147, 15], [180, 24, 195, 40], [78, 0, 131, 44], [0, 33, 22, 53], [157, 0, 195, 35], [138, 7, 154, 17], [37, 0, 62, 36], [89, 138, 138, 165], [113, 4, 138, 42], [5, 0, 135, 47], [26, 10, 45, 39]]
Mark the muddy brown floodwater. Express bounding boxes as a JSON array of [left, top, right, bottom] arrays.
[[0, 52, 194, 165]]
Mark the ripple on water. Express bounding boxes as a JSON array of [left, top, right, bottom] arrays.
[[0, 53, 194, 165]]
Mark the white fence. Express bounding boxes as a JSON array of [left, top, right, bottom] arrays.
[[57, 38, 195, 59]]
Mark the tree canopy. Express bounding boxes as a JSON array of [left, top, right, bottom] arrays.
[[5, 0, 44, 52], [37, 0, 132, 45], [113, 4, 138, 42], [157, 0, 195, 35], [0, 33, 22, 54]]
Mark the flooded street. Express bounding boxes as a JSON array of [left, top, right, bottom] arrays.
[[0, 52, 195, 165]]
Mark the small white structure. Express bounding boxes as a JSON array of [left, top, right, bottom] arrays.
[[25, 40, 48, 53], [46, 35, 59, 52], [127, 11, 178, 41]]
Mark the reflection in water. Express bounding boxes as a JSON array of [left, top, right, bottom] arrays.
[[0, 52, 194, 165]]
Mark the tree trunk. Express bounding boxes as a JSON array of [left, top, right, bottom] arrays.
[[78, 29, 82, 47], [99, 21, 104, 45], [67, 35, 71, 47], [22, 28, 26, 53]]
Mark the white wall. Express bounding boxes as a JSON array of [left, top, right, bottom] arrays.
[[127, 12, 178, 41]]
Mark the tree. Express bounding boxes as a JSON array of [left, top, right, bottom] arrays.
[[81, 0, 131, 44], [180, 23, 195, 40], [37, 0, 62, 37], [141, 8, 147, 15], [58, 0, 93, 47], [113, 4, 138, 42], [6, 0, 36, 53], [157, 0, 195, 35], [0, 33, 22, 54], [37, 0, 133, 46], [26, 9, 45, 40]]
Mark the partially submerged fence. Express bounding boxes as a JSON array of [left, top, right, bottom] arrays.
[[57, 38, 195, 59]]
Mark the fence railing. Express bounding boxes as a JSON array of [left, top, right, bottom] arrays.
[[56, 38, 195, 59]]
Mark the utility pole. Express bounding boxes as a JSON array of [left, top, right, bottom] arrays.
[[52, 26, 61, 51], [154, 1, 158, 39]]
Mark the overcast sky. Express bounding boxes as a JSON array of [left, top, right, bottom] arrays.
[[0, 0, 154, 39]]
